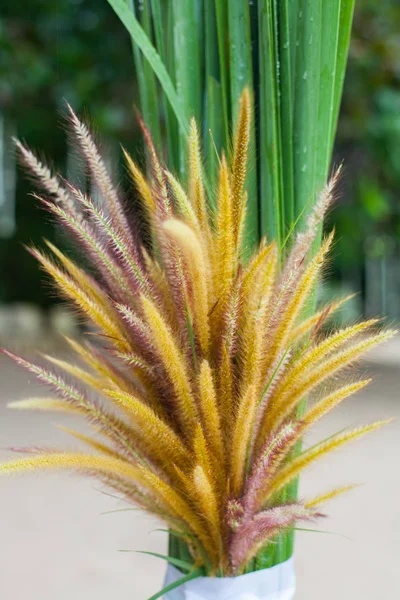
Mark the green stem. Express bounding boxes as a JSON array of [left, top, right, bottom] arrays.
[[172, 0, 202, 179], [228, 0, 258, 250]]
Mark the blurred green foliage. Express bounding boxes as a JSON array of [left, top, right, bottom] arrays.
[[0, 0, 135, 305], [331, 0, 400, 279], [1, 1, 400, 313]]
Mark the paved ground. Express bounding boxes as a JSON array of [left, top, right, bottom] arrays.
[[0, 342, 399, 599]]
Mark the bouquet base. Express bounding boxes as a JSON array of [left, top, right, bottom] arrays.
[[163, 557, 295, 599]]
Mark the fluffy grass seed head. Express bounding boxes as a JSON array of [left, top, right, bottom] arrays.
[[1, 89, 395, 576]]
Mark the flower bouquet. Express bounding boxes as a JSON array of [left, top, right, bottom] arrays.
[[1, 90, 394, 599]]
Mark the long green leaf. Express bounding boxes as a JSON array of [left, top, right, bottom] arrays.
[[317, 1, 342, 179], [293, 0, 322, 225], [228, 1, 258, 249], [288, 0, 298, 92], [278, 0, 295, 233], [127, 1, 152, 140], [132, 550, 193, 572], [258, 0, 283, 245], [130, 0, 162, 151], [106, 0, 189, 136], [215, 0, 230, 151], [172, 0, 202, 178], [150, 0, 179, 168], [206, 77, 224, 193], [228, 2, 254, 128], [147, 568, 203, 600], [205, 0, 223, 186]]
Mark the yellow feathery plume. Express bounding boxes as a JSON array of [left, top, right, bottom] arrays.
[[232, 88, 251, 198], [265, 231, 334, 366], [165, 170, 201, 234], [43, 198, 140, 303], [215, 153, 235, 286], [122, 147, 155, 216], [231, 87, 251, 245], [254, 380, 371, 499], [286, 229, 334, 318], [8, 397, 80, 415], [264, 330, 395, 432], [74, 190, 152, 297], [163, 219, 210, 353], [57, 426, 124, 459], [271, 319, 379, 409], [0, 452, 141, 481], [31, 247, 130, 352], [44, 240, 109, 308], [230, 385, 257, 496], [198, 360, 224, 465], [4, 357, 146, 466], [188, 118, 209, 233], [112, 350, 161, 410], [171, 463, 193, 495], [262, 420, 391, 503], [240, 244, 277, 346], [289, 294, 357, 343], [219, 345, 234, 420], [241, 241, 277, 307], [299, 318, 380, 365], [193, 425, 214, 481], [157, 229, 194, 339], [301, 380, 371, 430], [42, 354, 104, 392], [234, 190, 248, 256], [187, 120, 214, 283], [65, 336, 107, 373], [141, 250, 178, 329], [192, 465, 221, 549], [1, 452, 168, 519], [6, 98, 395, 577], [105, 388, 189, 468], [237, 313, 264, 402], [64, 336, 136, 395], [257, 253, 279, 306], [238, 244, 278, 395], [241, 239, 272, 291], [141, 296, 198, 432], [305, 484, 358, 508], [213, 155, 235, 298], [138, 466, 217, 562], [239, 300, 273, 401]]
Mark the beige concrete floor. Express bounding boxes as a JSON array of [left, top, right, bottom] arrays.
[[0, 346, 399, 599]]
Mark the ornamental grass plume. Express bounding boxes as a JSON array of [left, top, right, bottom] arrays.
[[1, 88, 395, 577]]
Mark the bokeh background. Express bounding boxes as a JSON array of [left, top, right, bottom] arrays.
[[0, 2, 399, 599], [1, 1, 400, 322]]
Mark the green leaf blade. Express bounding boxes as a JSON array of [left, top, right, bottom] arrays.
[[106, 0, 189, 136], [147, 568, 204, 600]]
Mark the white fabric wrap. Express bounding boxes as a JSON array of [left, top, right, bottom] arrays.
[[163, 558, 295, 600]]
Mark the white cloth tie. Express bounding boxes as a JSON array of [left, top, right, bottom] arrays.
[[163, 558, 295, 599]]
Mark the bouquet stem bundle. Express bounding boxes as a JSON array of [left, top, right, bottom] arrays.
[[1, 90, 394, 598], [107, 0, 355, 248], [105, 0, 357, 571]]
